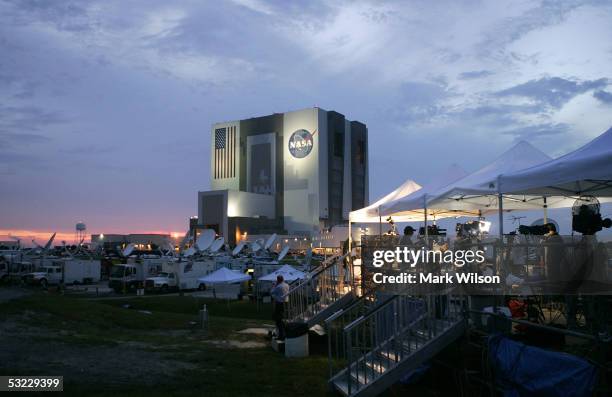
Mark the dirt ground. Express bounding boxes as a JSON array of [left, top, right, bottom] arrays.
[[0, 290, 331, 396], [0, 287, 31, 302], [0, 311, 198, 386]]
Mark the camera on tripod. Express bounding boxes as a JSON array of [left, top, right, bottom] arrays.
[[518, 224, 550, 235], [419, 225, 446, 236], [456, 220, 491, 238], [572, 197, 611, 235]]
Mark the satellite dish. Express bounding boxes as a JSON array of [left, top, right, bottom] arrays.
[[251, 241, 262, 253], [122, 243, 135, 257], [196, 229, 216, 251], [210, 237, 225, 253], [277, 245, 290, 262], [264, 233, 277, 250], [232, 241, 246, 256], [183, 247, 196, 257]]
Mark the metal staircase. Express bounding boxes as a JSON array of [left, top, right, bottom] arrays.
[[329, 293, 466, 397], [285, 254, 354, 327]]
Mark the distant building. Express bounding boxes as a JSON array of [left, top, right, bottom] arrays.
[[198, 107, 369, 245], [0, 241, 19, 250], [90, 233, 173, 251]]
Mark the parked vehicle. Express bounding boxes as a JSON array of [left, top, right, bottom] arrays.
[[23, 259, 101, 288], [4, 262, 36, 284], [108, 262, 161, 292], [145, 261, 216, 292], [0, 260, 7, 283]]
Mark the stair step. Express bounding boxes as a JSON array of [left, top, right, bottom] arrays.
[[331, 317, 465, 396], [350, 362, 380, 385], [402, 339, 422, 353], [411, 328, 431, 340], [364, 357, 389, 374], [377, 348, 402, 362]]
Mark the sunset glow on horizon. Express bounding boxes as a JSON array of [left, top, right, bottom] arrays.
[[0, 229, 186, 246]]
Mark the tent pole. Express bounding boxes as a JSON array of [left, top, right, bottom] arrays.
[[423, 194, 428, 245], [497, 176, 504, 238], [348, 218, 352, 254], [543, 197, 548, 224], [378, 206, 382, 237]]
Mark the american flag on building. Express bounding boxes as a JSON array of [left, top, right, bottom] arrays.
[[214, 126, 236, 179]]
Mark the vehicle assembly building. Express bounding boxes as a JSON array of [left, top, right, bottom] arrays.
[[197, 107, 369, 244]]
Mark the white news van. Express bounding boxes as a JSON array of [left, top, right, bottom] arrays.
[[24, 259, 101, 287], [145, 260, 216, 292]]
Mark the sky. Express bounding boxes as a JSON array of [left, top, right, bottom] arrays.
[[1, 0, 611, 242]]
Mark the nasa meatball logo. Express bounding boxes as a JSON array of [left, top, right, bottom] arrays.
[[288, 129, 314, 158]]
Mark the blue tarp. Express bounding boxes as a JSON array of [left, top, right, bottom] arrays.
[[488, 335, 598, 397]]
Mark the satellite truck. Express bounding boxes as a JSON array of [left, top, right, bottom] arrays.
[[108, 244, 165, 293], [144, 232, 222, 292], [144, 260, 215, 292], [23, 259, 101, 288]]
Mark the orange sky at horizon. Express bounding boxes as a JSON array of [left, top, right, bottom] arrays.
[[0, 229, 186, 245]]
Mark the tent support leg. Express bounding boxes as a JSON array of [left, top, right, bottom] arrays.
[[378, 205, 382, 237], [497, 176, 504, 238], [423, 194, 428, 246], [348, 220, 352, 254]]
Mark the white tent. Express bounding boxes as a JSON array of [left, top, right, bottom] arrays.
[[198, 267, 250, 284], [425, 140, 555, 215], [379, 164, 469, 221], [257, 265, 307, 282], [499, 127, 612, 197], [349, 179, 421, 223]]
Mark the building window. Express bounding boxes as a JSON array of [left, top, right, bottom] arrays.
[[357, 140, 365, 164], [334, 133, 344, 157]]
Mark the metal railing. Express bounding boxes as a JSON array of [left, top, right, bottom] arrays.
[[325, 287, 394, 379], [333, 291, 465, 396], [285, 254, 353, 324]]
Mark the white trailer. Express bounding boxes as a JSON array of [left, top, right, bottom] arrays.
[[146, 260, 216, 292], [62, 259, 101, 284], [24, 259, 100, 287]]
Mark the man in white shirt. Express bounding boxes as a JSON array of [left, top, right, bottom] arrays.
[[270, 275, 290, 340]]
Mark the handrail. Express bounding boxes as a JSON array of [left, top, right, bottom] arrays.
[[343, 292, 403, 333], [285, 252, 353, 324], [286, 253, 343, 295], [330, 292, 466, 395]]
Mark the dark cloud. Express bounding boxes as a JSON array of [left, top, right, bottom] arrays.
[[495, 77, 609, 108], [458, 70, 494, 80], [593, 90, 612, 104]]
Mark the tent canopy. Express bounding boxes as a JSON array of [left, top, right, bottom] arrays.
[[198, 267, 250, 284], [425, 140, 555, 215], [349, 179, 421, 223], [257, 264, 306, 282], [498, 127, 612, 197], [380, 164, 468, 220]]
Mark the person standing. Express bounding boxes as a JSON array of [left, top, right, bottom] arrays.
[[270, 275, 290, 340], [400, 226, 416, 247]]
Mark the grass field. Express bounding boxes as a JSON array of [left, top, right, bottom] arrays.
[[0, 289, 333, 396]]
